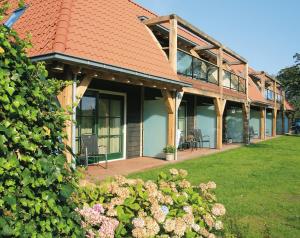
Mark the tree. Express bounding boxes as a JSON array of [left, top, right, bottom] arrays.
[[0, 3, 83, 237], [277, 53, 300, 117]]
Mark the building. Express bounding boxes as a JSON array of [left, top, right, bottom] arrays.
[[11, 0, 294, 163]]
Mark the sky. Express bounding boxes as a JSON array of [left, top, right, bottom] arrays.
[[135, 0, 300, 75]]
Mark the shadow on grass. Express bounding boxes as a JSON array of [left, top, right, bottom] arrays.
[[247, 143, 273, 149]]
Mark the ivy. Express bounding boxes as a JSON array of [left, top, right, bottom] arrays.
[[0, 3, 83, 237]]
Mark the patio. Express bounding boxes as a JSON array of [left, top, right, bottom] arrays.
[[82, 143, 243, 183]]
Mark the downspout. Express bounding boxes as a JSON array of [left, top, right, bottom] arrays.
[[174, 90, 178, 160], [71, 73, 77, 166]]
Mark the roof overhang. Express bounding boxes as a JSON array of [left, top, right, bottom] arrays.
[[143, 14, 247, 64], [31, 53, 192, 88]]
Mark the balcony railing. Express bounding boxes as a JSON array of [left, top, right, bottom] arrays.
[[264, 89, 274, 101], [177, 50, 219, 85], [223, 70, 246, 93]]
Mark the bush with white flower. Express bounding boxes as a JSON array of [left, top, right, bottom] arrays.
[[74, 169, 226, 238]]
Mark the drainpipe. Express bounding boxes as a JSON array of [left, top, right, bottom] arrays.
[[174, 90, 178, 160], [71, 73, 77, 166]]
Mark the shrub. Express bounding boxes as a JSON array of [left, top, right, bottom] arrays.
[[163, 145, 176, 154], [0, 3, 83, 237], [74, 169, 226, 238]]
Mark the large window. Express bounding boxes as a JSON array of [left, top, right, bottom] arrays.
[[76, 92, 124, 160]]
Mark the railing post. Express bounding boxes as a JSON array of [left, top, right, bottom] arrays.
[[169, 17, 178, 73], [217, 47, 223, 94]]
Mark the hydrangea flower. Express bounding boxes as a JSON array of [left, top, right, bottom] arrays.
[[161, 205, 169, 215]]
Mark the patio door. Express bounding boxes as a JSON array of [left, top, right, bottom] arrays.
[[76, 91, 125, 161], [178, 103, 187, 138], [98, 94, 124, 160]]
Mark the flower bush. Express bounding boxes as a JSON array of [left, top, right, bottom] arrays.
[[0, 2, 82, 236], [74, 169, 226, 238]]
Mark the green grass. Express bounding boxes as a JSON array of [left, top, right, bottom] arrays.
[[129, 136, 300, 238]]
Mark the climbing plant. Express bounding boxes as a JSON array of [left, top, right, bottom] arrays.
[[0, 2, 83, 237]]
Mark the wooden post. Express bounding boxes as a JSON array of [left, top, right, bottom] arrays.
[[169, 18, 178, 72], [281, 110, 285, 134], [57, 71, 73, 163], [217, 47, 224, 94], [214, 98, 226, 149], [244, 63, 249, 99], [242, 103, 250, 144], [162, 90, 176, 146], [260, 107, 266, 140], [272, 109, 277, 137], [273, 81, 277, 108]]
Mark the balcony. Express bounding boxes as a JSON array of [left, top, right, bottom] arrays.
[[265, 89, 274, 101], [223, 70, 246, 93], [177, 50, 246, 94], [177, 50, 219, 85]]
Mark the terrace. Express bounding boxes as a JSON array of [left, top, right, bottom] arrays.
[[177, 49, 246, 93]]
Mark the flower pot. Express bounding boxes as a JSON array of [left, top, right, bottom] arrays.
[[165, 153, 174, 161]]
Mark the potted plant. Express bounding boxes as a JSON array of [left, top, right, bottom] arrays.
[[163, 145, 176, 161]]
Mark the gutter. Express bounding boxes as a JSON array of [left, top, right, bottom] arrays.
[[31, 53, 192, 88]]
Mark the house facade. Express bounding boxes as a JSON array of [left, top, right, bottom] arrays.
[[12, 0, 294, 163]]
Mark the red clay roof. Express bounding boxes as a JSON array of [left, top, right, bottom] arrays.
[[285, 101, 294, 111], [9, 0, 180, 82]]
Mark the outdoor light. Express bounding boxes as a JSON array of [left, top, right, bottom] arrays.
[[126, 80, 131, 83], [111, 76, 115, 81], [153, 85, 157, 88], [139, 82, 144, 86], [94, 73, 98, 77], [4, 5, 27, 28], [52, 62, 64, 72]]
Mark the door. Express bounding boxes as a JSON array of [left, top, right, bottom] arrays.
[[250, 109, 260, 139], [178, 103, 187, 139], [196, 104, 216, 148], [98, 94, 124, 160], [76, 92, 125, 161]]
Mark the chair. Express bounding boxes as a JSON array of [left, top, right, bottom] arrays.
[[186, 133, 197, 151], [77, 134, 108, 169], [194, 129, 211, 148]]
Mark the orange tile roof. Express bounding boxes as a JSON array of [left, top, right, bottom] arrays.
[[9, 0, 180, 82], [285, 101, 294, 111]]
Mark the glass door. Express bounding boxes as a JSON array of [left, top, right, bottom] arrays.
[[76, 92, 124, 161], [98, 94, 124, 160], [178, 103, 187, 139]]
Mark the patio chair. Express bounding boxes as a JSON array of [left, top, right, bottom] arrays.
[[194, 129, 211, 148], [77, 134, 108, 169], [186, 134, 197, 151]]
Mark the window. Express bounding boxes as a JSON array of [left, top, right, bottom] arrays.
[[4, 6, 27, 28]]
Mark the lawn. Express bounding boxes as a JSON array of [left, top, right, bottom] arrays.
[[129, 136, 300, 238]]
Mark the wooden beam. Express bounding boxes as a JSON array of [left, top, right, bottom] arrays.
[[214, 98, 226, 149], [161, 90, 176, 146], [143, 15, 171, 26], [244, 63, 249, 99], [169, 18, 178, 73], [242, 103, 250, 144], [193, 45, 218, 51], [76, 74, 93, 101], [223, 46, 247, 64], [260, 107, 266, 140], [217, 47, 224, 95], [161, 90, 175, 114], [228, 61, 244, 65], [272, 109, 277, 137], [57, 71, 73, 163], [175, 15, 221, 47]]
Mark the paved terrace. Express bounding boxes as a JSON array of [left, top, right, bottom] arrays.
[[81, 137, 279, 184]]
